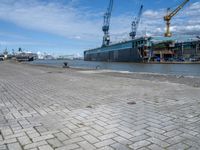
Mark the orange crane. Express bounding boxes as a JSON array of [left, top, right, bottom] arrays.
[[164, 0, 189, 37]]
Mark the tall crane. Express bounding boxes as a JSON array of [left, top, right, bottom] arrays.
[[130, 5, 143, 39], [102, 0, 113, 47], [164, 0, 189, 37]]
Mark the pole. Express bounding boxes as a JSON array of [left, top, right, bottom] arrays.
[[196, 42, 198, 56], [181, 43, 184, 57]]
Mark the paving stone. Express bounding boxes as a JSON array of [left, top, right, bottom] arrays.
[[1, 128, 13, 137], [2, 138, 17, 144], [111, 143, 130, 150], [97, 146, 114, 150], [145, 132, 168, 141], [54, 132, 69, 141], [83, 134, 100, 144], [47, 138, 63, 148], [0, 62, 200, 150], [70, 131, 88, 138], [164, 130, 182, 138], [39, 145, 54, 150], [146, 127, 165, 134], [18, 135, 32, 146], [166, 143, 190, 150], [7, 142, 22, 150], [0, 145, 7, 150], [55, 144, 79, 150], [148, 144, 165, 150], [113, 136, 132, 145], [98, 133, 117, 141], [23, 141, 48, 149], [146, 137, 170, 148], [4, 132, 26, 140], [166, 135, 185, 145], [115, 131, 132, 139], [94, 139, 116, 148], [101, 128, 119, 134], [87, 130, 102, 137], [130, 134, 150, 143], [63, 137, 84, 145], [129, 140, 151, 149], [78, 141, 96, 150], [32, 134, 54, 142], [131, 130, 149, 137]]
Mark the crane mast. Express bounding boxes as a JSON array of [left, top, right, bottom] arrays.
[[130, 5, 143, 39], [102, 0, 113, 47], [164, 0, 189, 37]]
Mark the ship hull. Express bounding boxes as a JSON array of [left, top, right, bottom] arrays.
[[84, 47, 142, 62], [84, 38, 150, 62]]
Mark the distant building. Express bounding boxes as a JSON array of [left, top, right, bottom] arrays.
[[43, 55, 55, 60], [57, 53, 84, 60], [57, 55, 74, 60]]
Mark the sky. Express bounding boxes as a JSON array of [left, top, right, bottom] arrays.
[[0, 0, 199, 56]]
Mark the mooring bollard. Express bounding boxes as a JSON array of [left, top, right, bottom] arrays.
[[96, 65, 100, 70], [63, 62, 69, 68]]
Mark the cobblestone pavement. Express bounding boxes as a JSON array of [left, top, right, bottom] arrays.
[[0, 62, 200, 150]]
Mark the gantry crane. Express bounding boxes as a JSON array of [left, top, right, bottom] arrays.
[[164, 0, 189, 37], [102, 0, 113, 46], [130, 5, 143, 39]]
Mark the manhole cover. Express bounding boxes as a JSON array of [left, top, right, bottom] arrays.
[[127, 101, 136, 105], [86, 105, 93, 108]]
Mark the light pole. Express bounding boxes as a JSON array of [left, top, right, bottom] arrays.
[[196, 36, 200, 55], [0, 44, 1, 54]]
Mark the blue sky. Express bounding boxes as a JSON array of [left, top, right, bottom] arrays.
[[0, 0, 199, 56]]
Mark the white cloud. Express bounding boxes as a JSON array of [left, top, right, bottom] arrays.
[[0, 0, 199, 46], [143, 10, 163, 19], [0, 40, 46, 46], [138, 1, 200, 36], [0, 0, 102, 41]]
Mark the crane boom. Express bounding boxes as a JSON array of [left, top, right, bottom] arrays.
[[102, 0, 113, 46], [164, 0, 189, 37], [168, 0, 189, 18], [130, 5, 143, 39]]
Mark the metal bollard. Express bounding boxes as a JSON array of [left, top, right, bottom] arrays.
[[96, 65, 100, 70], [63, 62, 69, 68]]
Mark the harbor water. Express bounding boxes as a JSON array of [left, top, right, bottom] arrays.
[[29, 60, 200, 77]]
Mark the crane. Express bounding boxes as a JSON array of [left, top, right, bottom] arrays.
[[130, 5, 143, 39], [102, 0, 113, 47], [164, 0, 189, 37]]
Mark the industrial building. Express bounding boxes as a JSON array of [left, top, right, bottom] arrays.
[[152, 36, 200, 62]]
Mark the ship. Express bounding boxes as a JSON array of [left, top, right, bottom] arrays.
[[84, 36, 200, 63], [84, 37, 152, 62], [15, 52, 38, 62]]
